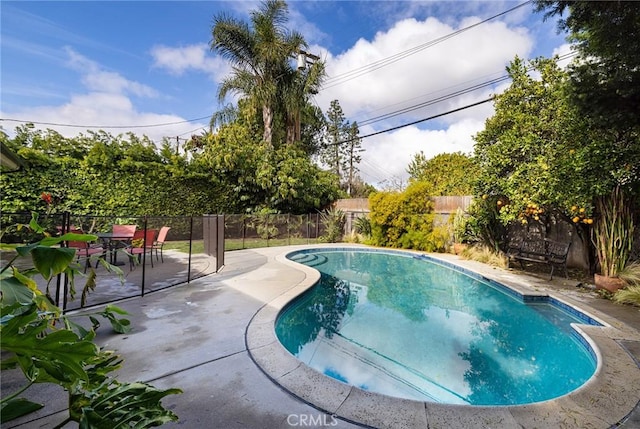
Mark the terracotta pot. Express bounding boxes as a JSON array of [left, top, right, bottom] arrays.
[[453, 243, 468, 255], [594, 273, 626, 292]]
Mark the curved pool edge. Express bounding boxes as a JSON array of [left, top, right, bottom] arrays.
[[245, 245, 640, 429]]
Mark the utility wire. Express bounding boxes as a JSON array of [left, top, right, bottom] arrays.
[[353, 51, 576, 127], [327, 96, 494, 147], [0, 115, 211, 129], [358, 75, 509, 126], [322, 0, 533, 89]]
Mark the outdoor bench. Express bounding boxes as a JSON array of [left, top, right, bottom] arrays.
[[506, 237, 571, 280]]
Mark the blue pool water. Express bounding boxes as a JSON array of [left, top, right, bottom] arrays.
[[275, 249, 599, 406]]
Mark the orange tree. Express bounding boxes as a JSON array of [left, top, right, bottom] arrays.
[[472, 56, 639, 270]]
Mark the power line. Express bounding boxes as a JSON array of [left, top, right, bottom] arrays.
[[0, 115, 211, 129], [321, 0, 533, 89], [353, 51, 576, 128], [358, 75, 509, 126], [328, 96, 495, 147]]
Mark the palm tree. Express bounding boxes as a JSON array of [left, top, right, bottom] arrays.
[[281, 59, 325, 145], [211, 0, 314, 148]]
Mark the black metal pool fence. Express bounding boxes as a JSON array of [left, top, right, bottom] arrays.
[[1, 212, 326, 311], [1, 212, 224, 312], [223, 213, 326, 249]]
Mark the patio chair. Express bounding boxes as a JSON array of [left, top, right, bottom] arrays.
[[67, 229, 105, 272], [153, 226, 171, 262], [112, 224, 137, 238], [128, 229, 157, 270]]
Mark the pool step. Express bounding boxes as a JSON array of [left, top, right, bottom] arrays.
[[290, 253, 328, 267]]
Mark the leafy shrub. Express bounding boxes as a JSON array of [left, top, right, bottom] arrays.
[[452, 207, 471, 244], [353, 215, 371, 239], [618, 261, 640, 286], [369, 182, 436, 249]]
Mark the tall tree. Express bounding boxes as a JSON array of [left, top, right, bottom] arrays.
[[321, 100, 348, 179], [535, 1, 640, 132], [407, 151, 477, 196], [210, 0, 324, 148], [320, 99, 363, 193], [472, 56, 640, 268], [344, 122, 363, 196]]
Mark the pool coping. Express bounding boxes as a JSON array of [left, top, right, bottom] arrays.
[[245, 244, 640, 429]]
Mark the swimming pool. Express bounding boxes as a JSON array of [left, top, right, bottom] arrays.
[[276, 248, 600, 406]]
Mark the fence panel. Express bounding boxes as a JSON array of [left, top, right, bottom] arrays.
[[1, 211, 329, 311], [1, 212, 221, 312]]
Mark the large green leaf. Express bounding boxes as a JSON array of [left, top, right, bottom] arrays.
[[1, 398, 44, 423], [1, 305, 97, 383], [30, 246, 76, 280], [40, 233, 98, 247], [74, 381, 181, 429], [0, 276, 36, 306]]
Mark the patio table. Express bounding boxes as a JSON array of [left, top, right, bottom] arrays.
[[96, 233, 132, 266]]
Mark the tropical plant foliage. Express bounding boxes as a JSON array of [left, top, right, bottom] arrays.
[[319, 207, 346, 243], [1, 217, 181, 427], [593, 186, 635, 277], [210, 0, 325, 148]]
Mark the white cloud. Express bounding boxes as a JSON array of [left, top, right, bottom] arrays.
[[552, 43, 576, 69], [358, 118, 484, 187], [1, 48, 208, 143], [317, 17, 532, 120], [150, 43, 230, 80], [308, 13, 535, 187], [65, 47, 159, 98], [2, 93, 208, 144]]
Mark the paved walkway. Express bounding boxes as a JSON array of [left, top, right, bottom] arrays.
[[4, 245, 640, 428]]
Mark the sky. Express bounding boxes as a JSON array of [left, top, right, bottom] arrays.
[[0, 0, 572, 188]]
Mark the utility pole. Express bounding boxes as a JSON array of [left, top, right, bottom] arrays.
[[296, 49, 320, 71], [291, 49, 320, 144]]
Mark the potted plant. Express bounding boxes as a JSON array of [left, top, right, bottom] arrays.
[[592, 186, 635, 292]]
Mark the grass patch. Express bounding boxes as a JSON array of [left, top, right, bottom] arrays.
[[459, 244, 508, 268], [162, 240, 204, 254], [163, 237, 322, 253], [613, 285, 640, 307]]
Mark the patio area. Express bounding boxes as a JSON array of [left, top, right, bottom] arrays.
[[4, 244, 640, 428]]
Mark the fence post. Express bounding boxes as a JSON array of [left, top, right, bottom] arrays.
[[58, 211, 71, 311], [242, 216, 246, 250], [216, 214, 225, 272], [188, 216, 194, 283], [141, 216, 148, 297]]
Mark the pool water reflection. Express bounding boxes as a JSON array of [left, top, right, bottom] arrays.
[[275, 249, 598, 406]]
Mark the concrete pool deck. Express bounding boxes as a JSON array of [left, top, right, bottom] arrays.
[[6, 244, 640, 428]]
